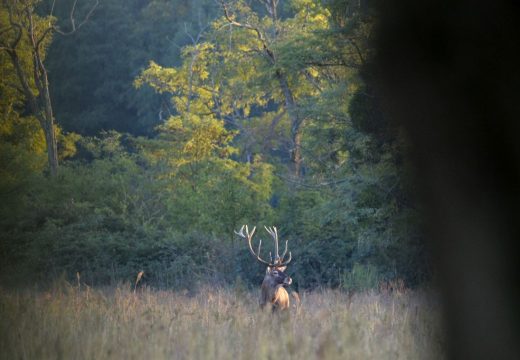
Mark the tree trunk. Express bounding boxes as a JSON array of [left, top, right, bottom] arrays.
[[3, 0, 97, 177], [221, 0, 303, 176], [40, 64, 59, 177], [277, 71, 303, 177], [293, 130, 303, 177], [10, 51, 59, 176], [40, 115, 59, 177], [5, 23, 59, 176]]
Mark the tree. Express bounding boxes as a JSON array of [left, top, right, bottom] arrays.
[[218, 0, 312, 176], [0, 0, 97, 176], [1, 3, 47, 187], [137, 0, 335, 177], [46, 0, 220, 136]]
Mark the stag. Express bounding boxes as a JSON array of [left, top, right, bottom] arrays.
[[235, 225, 294, 311]]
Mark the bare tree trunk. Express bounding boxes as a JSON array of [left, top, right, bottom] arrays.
[[293, 130, 303, 177], [8, 48, 59, 176], [31, 7, 59, 177], [40, 114, 59, 177], [35, 42, 59, 176], [2, 2, 59, 176], [6, 49, 56, 175]]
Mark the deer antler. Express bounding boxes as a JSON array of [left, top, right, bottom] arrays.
[[235, 225, 292, 267], [235, 225, 272, 266], [264, 226, 292, 266]]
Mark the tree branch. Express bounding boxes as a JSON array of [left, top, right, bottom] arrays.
[[303, 69, 323, 93], [0, 26, 13, 38], [6, 81, 25, 95], [7, 50, 39, 116], [26, 6, 45, 95], [50, 0, 57, 17], [348, 38, 365, 65], [262, 109, 286, 151], [274, 172, 350, 189], [258, 0, 278, 22], [219, 1, 273, 61], [184, 22, 209, 45], [35, 26, 54, 51], [54, 0, 99, 36], [4, 1, 23, 50]]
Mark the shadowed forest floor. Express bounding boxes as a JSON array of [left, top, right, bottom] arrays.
[[0, 284, 444, 359]]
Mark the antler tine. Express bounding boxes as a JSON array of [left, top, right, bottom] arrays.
[[264, 226, 280, 262], [273, 226, 283, 262], [236, 225, 272, 266], [279, 251, 292, 266], [280, 239, 289, 261], [234, 225, 245, 237], [273, 229, 291, 266], [274, 227, 279, 260], [249, 239, 272, 266], [274, 227, 279, 261]]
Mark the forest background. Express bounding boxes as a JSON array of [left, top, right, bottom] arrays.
[[0, 0, 430, 291]]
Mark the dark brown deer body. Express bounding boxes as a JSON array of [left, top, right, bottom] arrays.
[[235, 225, 293, 311]]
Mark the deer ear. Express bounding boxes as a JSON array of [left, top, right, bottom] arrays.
[[277, 266, 286, 272], [266, 267, 272, 274]]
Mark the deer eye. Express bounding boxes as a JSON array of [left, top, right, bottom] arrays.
[[272, 270, 278, 275]]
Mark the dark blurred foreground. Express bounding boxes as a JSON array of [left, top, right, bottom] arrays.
[[375, 0, 519, 358]]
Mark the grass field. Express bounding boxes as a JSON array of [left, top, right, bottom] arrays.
[[0, 283, 445, 359]]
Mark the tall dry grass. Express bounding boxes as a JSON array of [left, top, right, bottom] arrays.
[[0, 283, 444, 359]]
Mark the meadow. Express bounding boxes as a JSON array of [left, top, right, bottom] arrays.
[[0, 283, 445, 360]]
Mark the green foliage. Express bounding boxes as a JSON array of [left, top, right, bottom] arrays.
[[0, 0, 80, 207], [1, 0, 430, 290], [341, 263, 379, 291], [46, 0, 220, 135], [0, 131, 275, 288], [0, 1, 51, 171]]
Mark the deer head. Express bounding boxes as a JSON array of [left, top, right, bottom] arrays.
[[235, 225, 293, 311]]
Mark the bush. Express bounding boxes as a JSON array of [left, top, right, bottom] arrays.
[[340, 263, 379, 292]]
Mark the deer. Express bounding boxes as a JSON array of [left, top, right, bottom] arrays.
[[235, 225, 296, 312]]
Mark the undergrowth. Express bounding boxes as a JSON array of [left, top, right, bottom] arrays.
[[0, 283, 444, 359]]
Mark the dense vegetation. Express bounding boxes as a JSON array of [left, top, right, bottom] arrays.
[[0, 284, 444, 359], [1, 0, 429, 291]]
